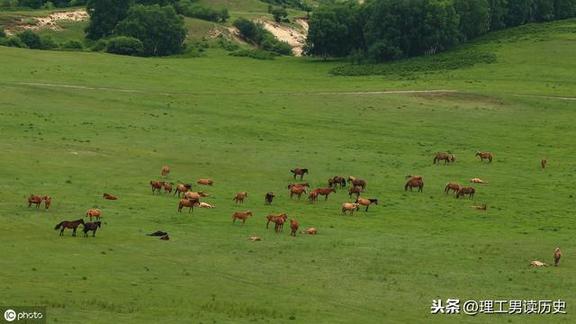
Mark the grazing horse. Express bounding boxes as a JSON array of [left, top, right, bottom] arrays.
[[351, 179, 367, 190], [233, 192, 248, 204], [83, 221, 101, 237], [405, 176, 424, 192], [86, 208, 102, 221], [163, 182, 173, 193], [554, 248, 562, 266], [355, 198, 378, 211], [328, 176, 347, 189], [150, 180, 164, 194], [541, 159, 547, 169], [456, 186, 475, 199], [475, 151, 493, 162], [342, 203, 360, 215], [197, 178, 214, 186], [290, 219, 299, 237], [161, 165, 170, 177], [348, 186, 363, 198], [434, 152, 456, 164], [184, 191, 208, 200], [103, 193, 118, 200], [290, 168, 308, 180], [232, 211, 252, 224], [28, 194, 43, 208], [289, 185, 307, 199], [174, 183, 192, 197], [178, 198, 199, 213], [308, 190, 319, 203], [54, 219, 84, 236], [444, 182, 461, 195], [302, 227, 317, 235], [266, 213, 287, 230], [312, 188, 336, 201], [265, 192, 275, 205]]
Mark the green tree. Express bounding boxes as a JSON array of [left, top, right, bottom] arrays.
[[505, 0, 533, 26], [532, 0, 555, 21], [554, 0, 576, 19], [85, 0, 133, 40], [454, 0, 490, 40], [115, 4, 187, 56], [17, 30, 42, 49], [17, 0, 43, 8], [488, 0, 509, 30], [271, 7, 288, 22]]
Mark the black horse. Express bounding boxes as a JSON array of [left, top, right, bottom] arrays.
[[54, 219, 85, 236], [83, 221, 101, 237], [290, 168, 309, 180]]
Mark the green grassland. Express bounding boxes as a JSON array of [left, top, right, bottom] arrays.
[[0, 17, 575, 324]]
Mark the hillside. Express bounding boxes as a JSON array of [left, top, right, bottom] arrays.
[[0, 16, 575, 324]]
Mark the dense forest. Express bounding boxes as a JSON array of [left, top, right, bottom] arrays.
[[306, 0, 576, 61]]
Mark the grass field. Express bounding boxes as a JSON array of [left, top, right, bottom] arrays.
[[0, 17, 575, 323]]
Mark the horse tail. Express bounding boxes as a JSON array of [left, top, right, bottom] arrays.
[[404, 182, 409, 191], [54, 222, 63, 230]]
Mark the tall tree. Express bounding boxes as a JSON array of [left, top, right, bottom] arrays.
[[505, 0, 534, 26], [488, 0, 509, 30], [85, 0, 133, 40], [554, 0, 576, 19], [454, 0, 490, 40], [115, 4, 187, 56]]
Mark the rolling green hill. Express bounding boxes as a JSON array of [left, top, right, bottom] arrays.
[[0, 17, 575, 324]]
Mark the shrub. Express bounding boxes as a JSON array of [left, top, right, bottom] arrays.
[[0, 28, 6, 39], [230, 49, 276, 60], [61, 40, 84, 50], [233, 18, 292, 56], [39, 35, 58, 49], [91, 39, 107, 52], [105, 36, 143, 55], [271, 7, 288, 22], [17, 30, 42, 49], [1, 36, 27, 48]]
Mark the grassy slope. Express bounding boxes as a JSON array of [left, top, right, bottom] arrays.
[[0, 19, 575, 323]]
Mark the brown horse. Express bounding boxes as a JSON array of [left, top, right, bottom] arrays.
[[28, 194, 43, 208], [444, 182, 461, 195], [83, 221, 101, 237], [289, 185, 307, 199], [308, 190, 319, 203], [405, 176, 424, 192], [554, 248, 562, 266], [355, 198, 378, 211], [290, 219, 299, 237], [174, 183, 192, 197], [274, 217, 286, 233], [456, 186, 475, 199], [266, 213, 287, 230], [342, 203, 360, 215], [265, 192, 275, 205], [348, 186, 363, 198], [86, 208, 102, 221], [302, 227, 317, 235], [289, 182, 310, 188], [178, 198, 199, 213], [541, 159, 547, 169], [43, 196, 52, 209], [161, 165, 170, 177], [328, 176, 347, 189], [163, 182, 173, 193], [232, 211, 252, 224], [475, 151, 493, 162], [312, 188, 336, 201], [150, 180, 164, 194], [290, 168, 308, 180], [54, 219, 85, 236], [233, 192, 248, 204], [434, 152, 456, 164], [103, 193, 118, 200], [184, 191, 208, 200], [351, 179, 367, 190], [197, 178, 214, 186]]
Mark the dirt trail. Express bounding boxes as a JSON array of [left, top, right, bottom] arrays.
[[260, 19, 308, 56], [5, 9, 88, 35]]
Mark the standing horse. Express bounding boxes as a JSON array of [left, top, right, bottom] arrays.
[[355, 198, 378, 211], [290, 168, 308, 180], [233, 192, 248, 204], [405, 176, 424, 192], [150, 180, 164, 194], [86, 208, 102, 221], [174, 183, 192, 197], [54, 219, 85, 236], [434, 152, 456, 164], [351, 179, 367, 190], [266, 213, 287, 230], [475, 151, 493, 162], [161, 165, 170, 177], [541, 159, 547, 169], [348, 186, 363, 198], [178, 198, 199, 213], [28, 194, 43, 208], [43, 196, 52, 209], [265, 192, 275, 205], [163, 182, 173, 193], [328, 176, 347, 189], [83, 221, 101, 237], [290, 219, 299, 237], [444, 182, 461, 195], [289, 185, 307, 199], [308, 190, 319, 203], [456, 187, 475, 199], [232, 211, 253, 224], [312, 188, 336, 201], [342, 203, 360, 215]]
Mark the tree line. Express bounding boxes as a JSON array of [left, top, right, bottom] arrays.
[[306, 0, 576, 61]]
